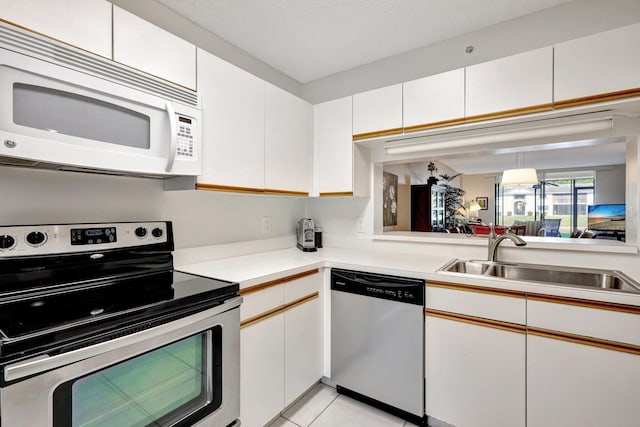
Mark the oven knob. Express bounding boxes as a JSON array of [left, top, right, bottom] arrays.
[[0, 235, 16, 250], [152, 228, 163, 238], [135, 227, 147, 238], [26, 231, 47, 246]]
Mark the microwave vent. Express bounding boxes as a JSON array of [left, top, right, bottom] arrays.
[[0, 21, 198, 107], [0, 155, 39, 167]]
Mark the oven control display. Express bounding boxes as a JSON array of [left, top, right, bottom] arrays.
[[70, 227, 117, 245]]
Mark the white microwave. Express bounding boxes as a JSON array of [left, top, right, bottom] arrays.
[[0, 22, 201, 177]]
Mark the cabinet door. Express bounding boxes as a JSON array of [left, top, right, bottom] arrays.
[[0, 0, 112, 58], [403, 69, 465, 131], [425, 314, 526, 427], [240, 314, 285, 427], [352, 84, 403, 138], [313, 97, 354, 195], [554, 23, 640, 107], [284, 297, 322, 407], [197, 49, 265, 190], [466, 47, 552, 118], [265, 83, 311, 194], [113, 6, 196, 89], [527, 334, 640, 427]]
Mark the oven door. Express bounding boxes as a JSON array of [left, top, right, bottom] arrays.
[[0, 298, 240, 427], [0, 48, 201, 176]]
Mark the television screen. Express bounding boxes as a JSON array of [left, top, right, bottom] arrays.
[[587, 204, 625, 232]]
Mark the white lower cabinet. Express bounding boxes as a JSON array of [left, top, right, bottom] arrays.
[[240, 314, 285, 427], [424, 283, 526, 427], [239, 270, 322, 426], [425, 315, 525, 427], [527, 334, 640, 427], [284, 296, 322, 407]]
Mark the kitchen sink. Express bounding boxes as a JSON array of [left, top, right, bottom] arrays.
[[438, 259, 640, 294]]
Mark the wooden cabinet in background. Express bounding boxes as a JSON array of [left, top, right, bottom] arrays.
[[411, 181, 445, 232]]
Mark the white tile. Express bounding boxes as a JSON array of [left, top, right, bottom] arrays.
[[268, 416, 299, 427], [283, 383, 338, 426], [310, 395, 405, 427]]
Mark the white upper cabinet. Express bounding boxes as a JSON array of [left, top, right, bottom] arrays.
[[265, 83, 312, 194], [403, 68, 465, 130], [466, 47, 553, 117], [314, 97, 354, 195], [0, 0, 112, 58], [113, 6, 196, 89], [554, 23, 640, 105], [197, 49, 265, 190], [352, 84, 403, 137]]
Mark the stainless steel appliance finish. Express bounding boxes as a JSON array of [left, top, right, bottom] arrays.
[[0, 221, 241, 427], [439, 259, 640, 294], [296, 218, 317, 252], [331, 269, 425, 426]]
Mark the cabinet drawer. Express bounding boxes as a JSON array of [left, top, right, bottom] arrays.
[[527, 298, 640, 346], [284, 270, 321, 303], [426, 282, 525, 324], [240, 285, 284, 322]]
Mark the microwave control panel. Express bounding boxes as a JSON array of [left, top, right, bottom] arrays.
[[176, 116, 195, 158]]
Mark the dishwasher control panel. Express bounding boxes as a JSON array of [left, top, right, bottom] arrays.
[[331, 268, 424, 305]]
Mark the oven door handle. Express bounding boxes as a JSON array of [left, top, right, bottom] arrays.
[[4, 296, 242, 382]]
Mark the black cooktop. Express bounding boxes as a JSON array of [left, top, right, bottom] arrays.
[[0, 221, 238, 362]]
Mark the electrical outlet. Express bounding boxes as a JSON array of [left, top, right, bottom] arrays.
[[262, 216, 272, 234]]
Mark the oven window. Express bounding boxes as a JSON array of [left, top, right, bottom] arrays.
[[53, 328, 222, 427], [13, 83, 151, 149]]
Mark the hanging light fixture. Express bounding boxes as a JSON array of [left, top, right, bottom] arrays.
[[501, 153, 538, 185]]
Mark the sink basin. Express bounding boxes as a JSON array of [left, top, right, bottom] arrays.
[[439, 259, 640, 294]]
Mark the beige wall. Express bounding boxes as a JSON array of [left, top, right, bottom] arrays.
[[462, 174, 498, 224], [596, 165, 626, 205]]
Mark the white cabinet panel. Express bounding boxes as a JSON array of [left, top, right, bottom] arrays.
[[528, 299, 640, 346], [240, 314, 285, 427], [284, 272, 320, 303], [555, 23, 640, 103], [403, 69, 465, 129], [527, 334, 640, 427], [265, 83, 311, 194], [113, 6, 196, 89], [240, 285, 283, 322], [466, 47, 552, 117], [425, 315, 525, 427], [313, 97, 354, 195], [284, 297, 322, 407], [0, 0, 112, 58], [353, 84, 403, 136], [197, 49, 265, 189], [425, 285, 525, 324]]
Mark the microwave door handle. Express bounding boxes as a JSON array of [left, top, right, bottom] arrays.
[[165, 101, 178, 172]]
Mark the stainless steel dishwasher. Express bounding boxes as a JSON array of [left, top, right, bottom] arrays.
[[331, 268, 425, 426]]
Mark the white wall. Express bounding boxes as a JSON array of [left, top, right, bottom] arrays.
[[596, 165, 626, 204], [0, 167, 305, 249], [463, 174, 498, 224]]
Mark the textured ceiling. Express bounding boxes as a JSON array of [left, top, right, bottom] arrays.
[[155, 0, 573, 83]]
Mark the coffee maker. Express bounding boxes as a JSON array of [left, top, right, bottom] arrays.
[[296, 218, 317, 252]]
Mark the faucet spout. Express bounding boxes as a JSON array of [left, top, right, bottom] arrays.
[[487, 224, 527, 262]]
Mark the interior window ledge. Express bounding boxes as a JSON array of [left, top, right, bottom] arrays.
[[375, 232, 638, 254]]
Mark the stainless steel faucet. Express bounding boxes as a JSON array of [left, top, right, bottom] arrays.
[[487, 223, 527, 262]]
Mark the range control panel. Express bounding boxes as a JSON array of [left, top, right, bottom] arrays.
[[0, 222, 170, 256]]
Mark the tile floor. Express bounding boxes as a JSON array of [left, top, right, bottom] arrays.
[[268, 383, 420, 427]]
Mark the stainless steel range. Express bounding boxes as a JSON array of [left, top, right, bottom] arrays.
[[0, 221, 240, 427]]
